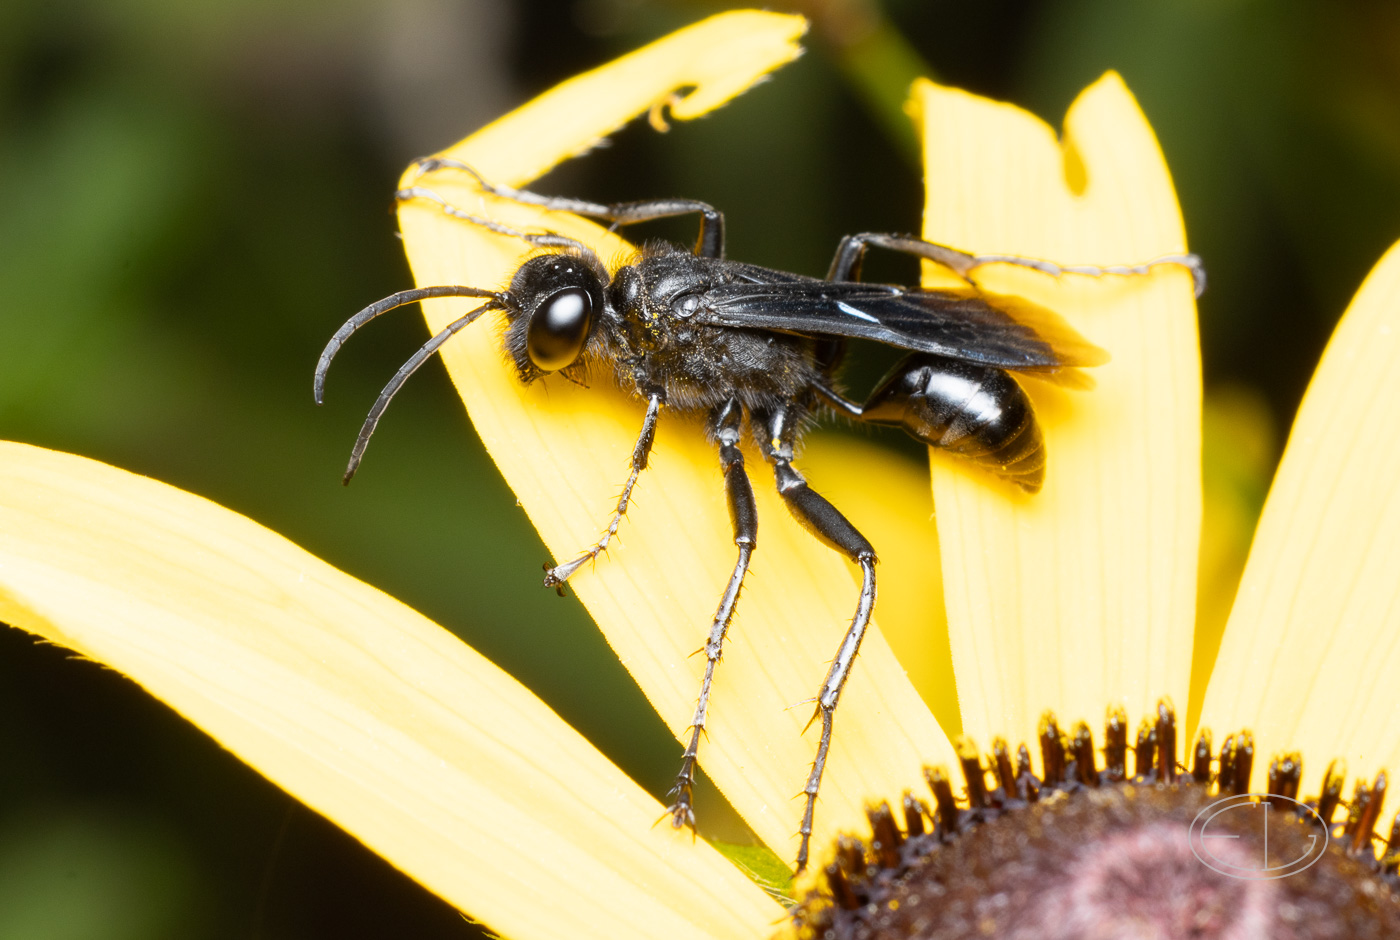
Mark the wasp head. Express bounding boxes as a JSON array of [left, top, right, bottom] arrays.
[[501, 250, 609, 382]]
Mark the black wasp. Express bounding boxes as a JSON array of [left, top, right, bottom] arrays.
[[315, 158, 1204, 870]]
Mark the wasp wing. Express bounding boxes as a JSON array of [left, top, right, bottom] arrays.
[[696, 272, 1108, 374]]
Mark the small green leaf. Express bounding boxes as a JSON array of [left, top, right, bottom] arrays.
[[710, 841, 795, 905]]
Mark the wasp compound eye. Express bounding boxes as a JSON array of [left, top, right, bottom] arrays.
[[527, 287, 593, 372]]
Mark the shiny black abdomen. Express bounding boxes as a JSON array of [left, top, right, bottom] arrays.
[[860, 353, 1045, 492]]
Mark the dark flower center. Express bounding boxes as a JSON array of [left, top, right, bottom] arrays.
[[794, 701, 1400, 940]]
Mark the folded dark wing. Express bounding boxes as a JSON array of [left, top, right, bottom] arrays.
[[696, 277, 1108, 373]]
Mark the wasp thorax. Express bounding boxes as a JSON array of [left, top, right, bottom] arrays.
[[509, 253, 606, 373]]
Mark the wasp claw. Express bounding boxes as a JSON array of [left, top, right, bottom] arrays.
[[663, 798, 697, 833], [543, 562, 568, 595]]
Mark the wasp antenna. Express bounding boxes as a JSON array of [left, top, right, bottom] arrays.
[[340, 303, 497, 484], [314, 286, 503, 405]]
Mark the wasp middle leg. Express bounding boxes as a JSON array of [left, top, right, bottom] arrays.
[[758, 404, 878, 871]]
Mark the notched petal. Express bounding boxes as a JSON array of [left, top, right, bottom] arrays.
[[432, 10, 808, 187], [911, 73, 1202, 752]]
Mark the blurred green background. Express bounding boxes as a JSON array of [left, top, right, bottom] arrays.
[[2, 0, 1397, 936]]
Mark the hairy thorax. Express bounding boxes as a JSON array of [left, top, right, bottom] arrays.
[[601, 246, 822, 415]]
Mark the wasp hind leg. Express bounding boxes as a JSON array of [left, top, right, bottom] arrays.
[[826, 231, 1205, 297], [543, 393, 662, 593], [666, 399, 757, 832], [759, 406, 878, 872]]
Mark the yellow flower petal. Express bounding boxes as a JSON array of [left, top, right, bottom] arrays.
[[0, 443, 780, 939], [911, 75, 1201, 748], [1199, 240, 1400, 818], [457, 14, 807, 187], [1188, 387, 1275, 724], [394, 12, 956, 866]]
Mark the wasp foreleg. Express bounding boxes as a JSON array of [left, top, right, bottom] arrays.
[[405, 157, 727, 259], [543, 393, 661, 593]]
